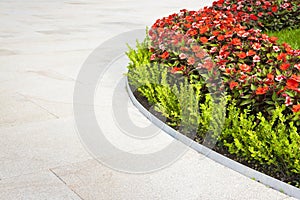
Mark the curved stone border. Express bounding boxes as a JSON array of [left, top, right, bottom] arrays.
[[126, 77, 300, 199]]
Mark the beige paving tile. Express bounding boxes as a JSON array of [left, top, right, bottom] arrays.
[[51, 152, 290, 200], [0, 117, 91, 179], [0, 92, 57, 126], [0, 170, 82, 200]]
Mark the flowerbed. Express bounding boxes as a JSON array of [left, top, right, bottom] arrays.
[[126, 0, 300, 188]]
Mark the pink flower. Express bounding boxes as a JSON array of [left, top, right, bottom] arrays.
[[253, 55, 260, 62], [275, 75, 285, 82], [210, 47, 218, 54], [284, 95, 293, 106], [150, 54, 156, 60], [237, 5, 243, 10], [172, 25, 179, 31], [264, 1, 271, 6], [239, 64, 251, 72], [197, 63, 204, 69], [208, 36, 216, 41], [273, 46, 280, 52], [179, 53, 187, 60], [281, 3, 290, 9], [159, 44, 165, 51], [252, 43, 261, 50], [295, 64, 300, 70], [237, 31, 249, 38], [187, 57, 195, 65], [258, 12, 263, 17]]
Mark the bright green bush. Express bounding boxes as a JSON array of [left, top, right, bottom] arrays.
[[221, 100, 300, 177]]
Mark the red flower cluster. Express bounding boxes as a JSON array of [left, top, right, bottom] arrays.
[[212, 0, 300, 31], [148, 4, 300, 113]]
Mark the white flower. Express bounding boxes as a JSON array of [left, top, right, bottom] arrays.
[[253, 55, 260, 62], [275, 75, 285, 82], [273, 46, 280, 52], [179, 53, 187, 60]]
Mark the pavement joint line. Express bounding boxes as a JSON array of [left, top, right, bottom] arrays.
[[49, 168, 85, 200], [16, 92, 60, 119]]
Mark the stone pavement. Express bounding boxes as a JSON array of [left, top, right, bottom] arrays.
[[0, 0, 298, 199]]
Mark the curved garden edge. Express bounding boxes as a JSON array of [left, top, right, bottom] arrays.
[[125, 76, 300, 199]]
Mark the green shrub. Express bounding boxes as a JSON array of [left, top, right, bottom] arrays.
[[221, 100, 300, 177]]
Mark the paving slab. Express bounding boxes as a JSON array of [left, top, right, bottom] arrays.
[[51, 156, 289, 200], [0, 92, 57, 126], [0, 117, 91, 179], [0, 170, 82, 200]]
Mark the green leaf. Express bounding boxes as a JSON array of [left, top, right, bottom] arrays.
[[240, 99, 252, 106], [251, 84, 257, 91]]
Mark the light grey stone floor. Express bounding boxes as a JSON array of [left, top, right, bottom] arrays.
[[0, 0, 298, 199]]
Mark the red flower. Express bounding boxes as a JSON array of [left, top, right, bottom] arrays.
[[199, 26, 209, 34], [239, 64, 251, 72], [171, 65, 185, 74], [185, 16, 193, 22], [277, 53, 287, 62], [265, 73, 274, 85], [212, 31, 220, 36], [231, 38, 241, 46], [239, 75, 248, 83], [217, 35, 225, 41], [268, 36, 278, 43], [267, 73, 274, 80], [188, 29, 198, 36], [291, 75, 300, 82], [280, 63, 290, 71], [286, 79, 299, 90], [256, 86, 269, 95], [237, 52, 247, 59], [200, 37, 208, 44], [292, 104, 300, 113], [229, 81, 238, 90], [271, 5, 278, 12], [160, 51, 169, 59], [249, 14, 258, 21], [247, 50, 256, 56], [184, 23, 192, 28]]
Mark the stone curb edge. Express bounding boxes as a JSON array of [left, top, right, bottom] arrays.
[[125, 76, 300, 199]]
